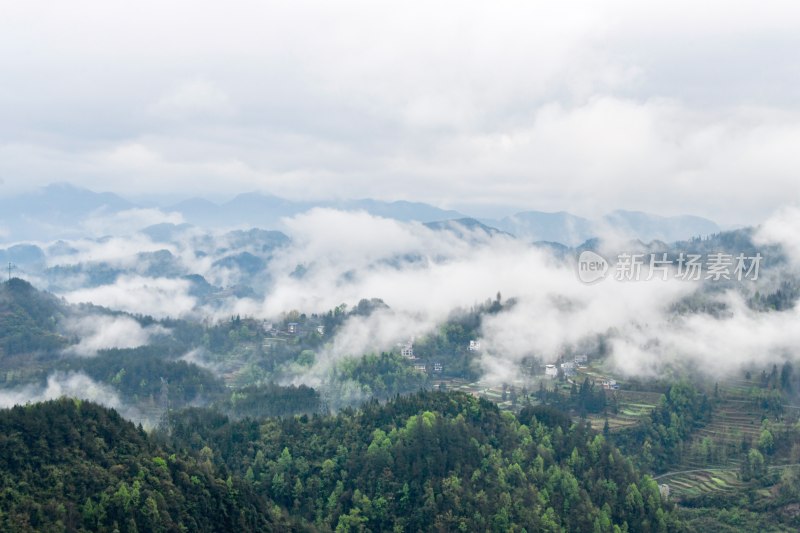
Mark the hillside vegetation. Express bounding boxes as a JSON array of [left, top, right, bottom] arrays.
[[0, 392, 681, 532]]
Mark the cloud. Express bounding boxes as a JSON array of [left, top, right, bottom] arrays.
[[257, 209, 800, 385], [62, 275, 196, 318], [81, 207, 185, 237], [63, 314, 170, 356], [179, 347, 222, 374], [755, 206, 800, 267], [150, 79, 236, 120], [475, 262, 696, 382], [1, 1, 800, 223], [12, 206, 800, 387], [257, 210, 616, 379], [0, 371, 149, 423], [417, 98, 800, 224], [297, 307, 435, 386], [261, 209, 514, 316], [0, 372, 124, 410], [473, 209, 800, 382], [46, 234, 172, 267], [607, 291, 800, 377]]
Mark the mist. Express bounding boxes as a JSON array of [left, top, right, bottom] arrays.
[[63, 314, 170, 356], [0, 371, 123, 411], [261, 208, 800, 384], [4, 205, 800, 387], [62, 276, 197, 318]]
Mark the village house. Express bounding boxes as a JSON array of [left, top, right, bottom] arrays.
[[602, 379, 619, 390], [545, 364, 558, 379], [399, 338, 415, 358]]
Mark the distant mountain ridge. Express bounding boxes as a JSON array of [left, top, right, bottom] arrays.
[[424, 218, 512, 241], [0, 183, 134, 241], [164, 193, 469, 229], [482, 211, 593, 246], [482, 209, 719, 246], [0, 183, 720, 245], [602, 210, 720, 244]]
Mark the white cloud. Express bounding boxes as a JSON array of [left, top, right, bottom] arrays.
[[46, 234, 172, 267], [62, 276, 196, 318], [81, 207, 185, 237], [262, 209, 507, 316], [0, 1, 799, 223], [150, 79, 235, 120], [64, 314, 170, 356], [0, 372, 149, 422], [755, 206, 800, 267], [0, 372, 124, 410], [252, 209, 800, 385], [607, 292, 800, 377], [5, 205, 800, 386]]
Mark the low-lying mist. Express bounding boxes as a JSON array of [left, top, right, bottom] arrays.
[[4, 205, 800, 395], [0, 372, 142, 421]]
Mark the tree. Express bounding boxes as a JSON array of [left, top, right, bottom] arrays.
[[781, 361, 793, 393], [741, 448, 766, 481], [757, 428, 774, 455]]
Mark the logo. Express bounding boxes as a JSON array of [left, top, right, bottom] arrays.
[[577, 251, 609, 284]]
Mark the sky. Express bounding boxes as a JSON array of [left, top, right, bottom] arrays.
[[1, 0, 800, 225]]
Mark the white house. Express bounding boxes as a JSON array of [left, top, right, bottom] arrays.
[[398, 338, 415, 358], [545, 364, 558, 379], [469, 340, 481, 351], [287, 322, 299, 334], [602, 379, 619, 390]]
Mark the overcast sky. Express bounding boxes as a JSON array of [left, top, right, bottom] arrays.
[[1, 0, 799, 224]]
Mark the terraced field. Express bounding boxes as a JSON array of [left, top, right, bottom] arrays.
[[656, 468, 743, 499], [656, 382, 777, 499], [446, 373, 800, 514], [673, 383, 768, 470], [442, 378, 537, 411], [587, 390, 661, 431], [657, 464, 800, 502]]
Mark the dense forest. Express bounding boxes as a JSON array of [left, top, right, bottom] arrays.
[[159, 392, 680, 531], [0, 392, 682, 532], [0, 278, 68, 357], [0, 399, 289, 532]]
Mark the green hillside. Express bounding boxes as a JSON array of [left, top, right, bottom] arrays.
[[0, 398, 289, 532], [0, 392, 682, 532], [0, 278, 68, 357]]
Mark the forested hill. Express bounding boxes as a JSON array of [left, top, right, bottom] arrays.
[[0, 399, 291, 532], [0, 278, 68, 356], [0, 392, 682, 532], [163, 392, 683, 531]]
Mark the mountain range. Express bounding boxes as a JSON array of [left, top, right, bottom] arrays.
[[0, 183, 721, 245]]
